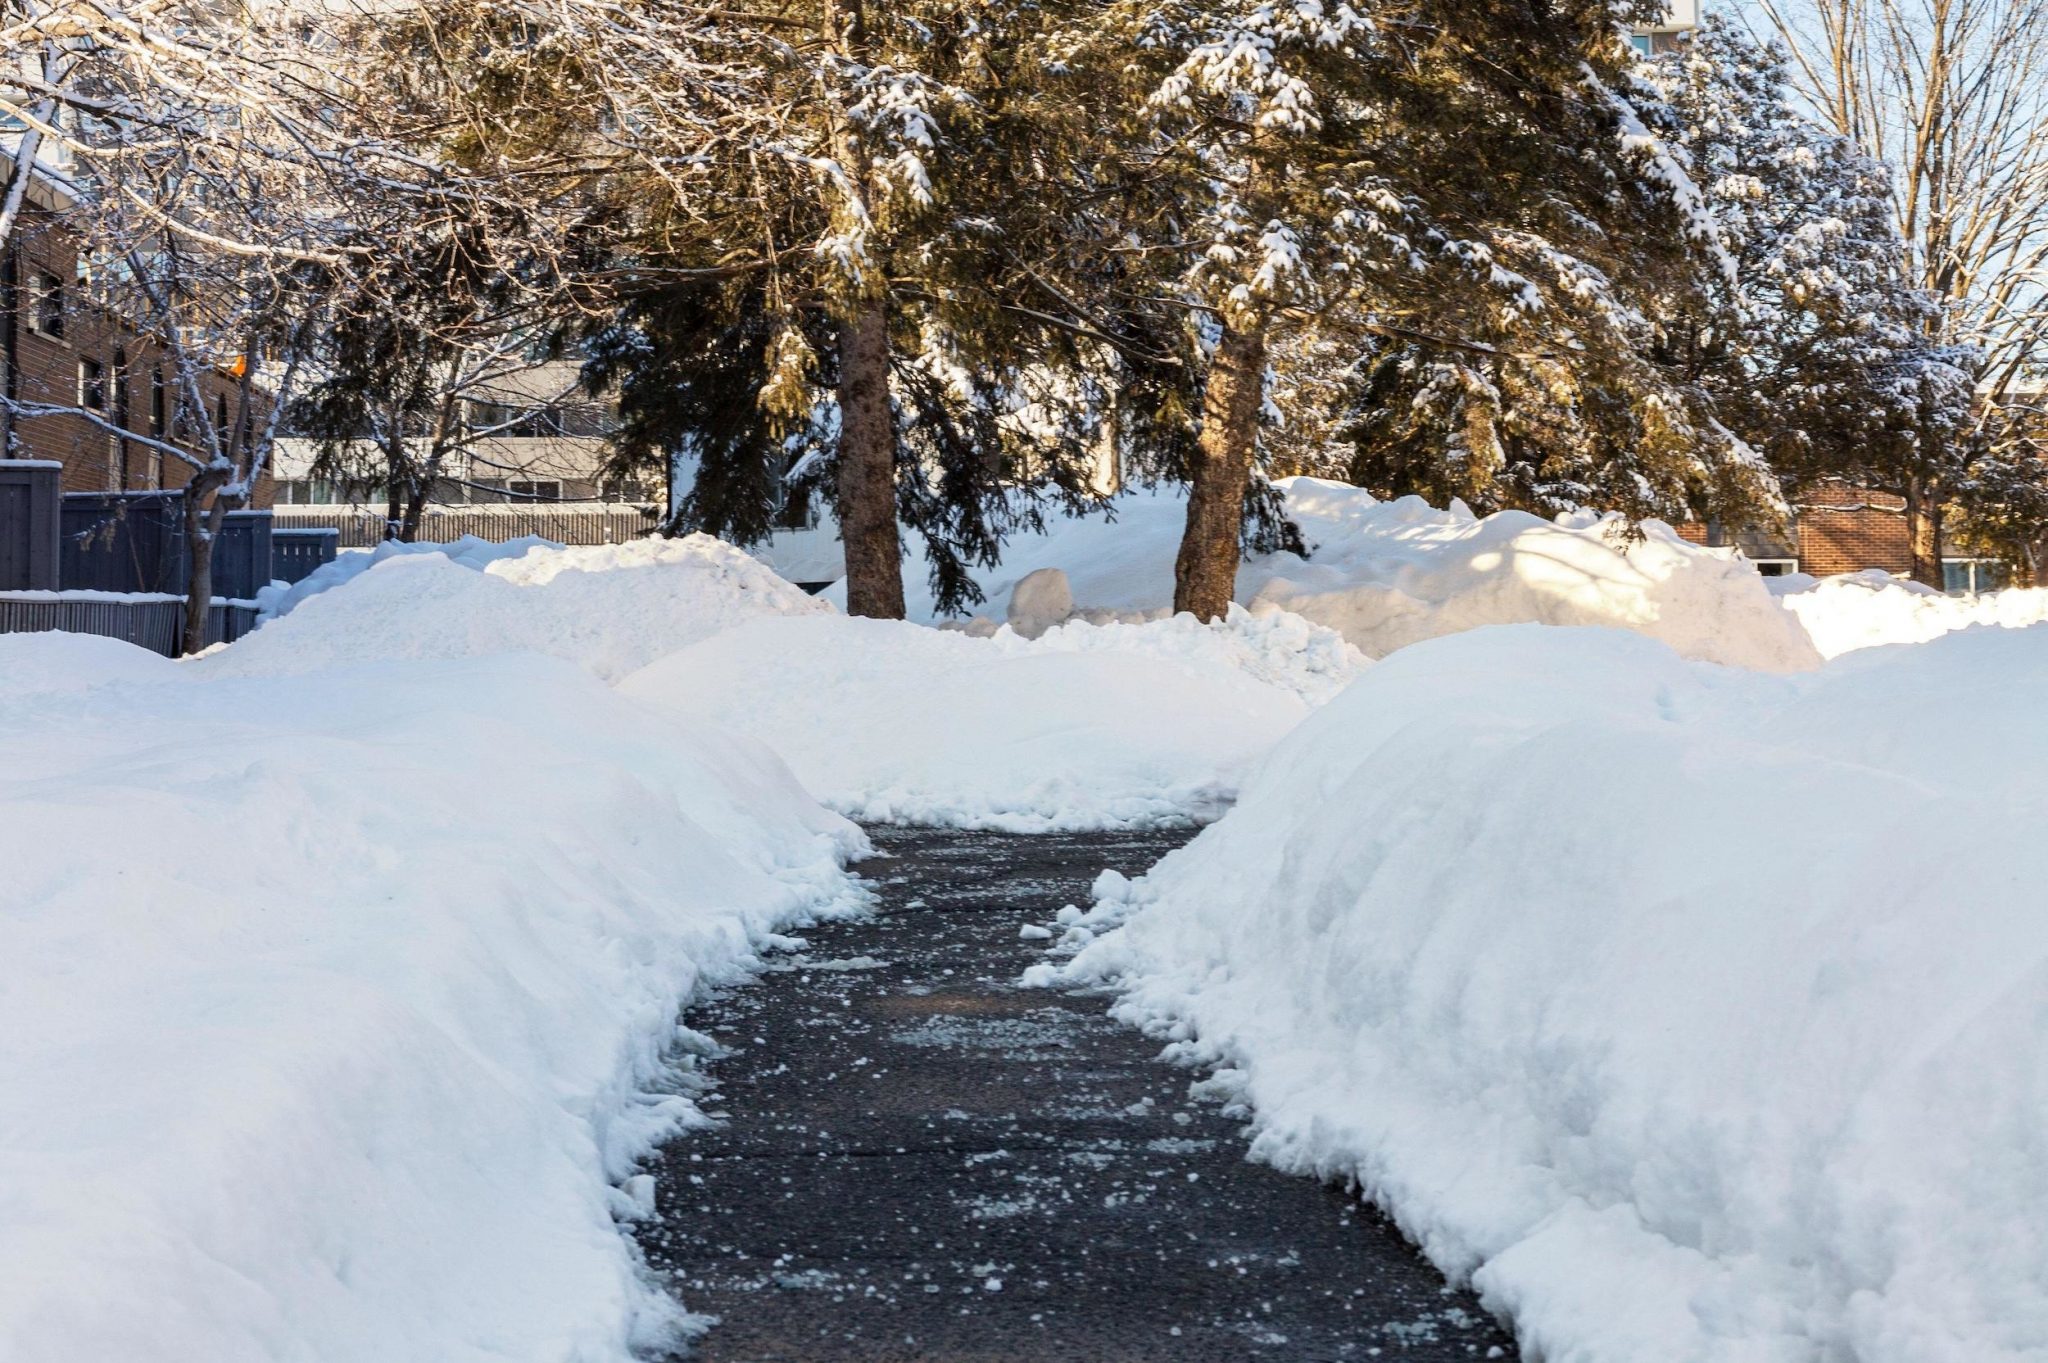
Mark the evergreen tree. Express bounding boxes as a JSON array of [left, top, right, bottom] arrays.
[[479, 0, 1129, 617], [1054, 0, 1774, 619], [1649, 16, 1984, 585]]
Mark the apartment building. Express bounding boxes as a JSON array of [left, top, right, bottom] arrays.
[[268, 358, 659, 547], [0, 145, 273, 505], [1633, 0, 1701, 55], [271, 360, 633, 508]]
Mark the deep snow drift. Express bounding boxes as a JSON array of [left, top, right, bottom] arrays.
[[1031, 625, 2048, 1363], [1780, 569, 2048, 658], [253, 533, 560, 620], [248, 529, 1369, 830], [222, 533, 828, 682], [791, 480, 1821, 671], [0, 632, 863, 1362], [622, 609, 1365, 831]]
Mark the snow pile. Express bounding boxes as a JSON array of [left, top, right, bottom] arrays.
[[254, 533, 558, 620], [1781, 569, 2048, 658], [0, 628, 183, 694], [225, 534, 827, 682], [1255, 482, 1820, 671], [622, 609, 1367, 831], [0, 634, 863, 1363], [1033, 624, 2048, 1363], [817, 480, 1820, 671]]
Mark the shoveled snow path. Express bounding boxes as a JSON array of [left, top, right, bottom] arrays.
[[634, 826, 1513, 1361]]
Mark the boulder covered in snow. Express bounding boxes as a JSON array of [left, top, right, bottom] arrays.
[[1005, 567, 1075, 637]]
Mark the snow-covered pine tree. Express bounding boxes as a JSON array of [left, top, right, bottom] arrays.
[[1052, 0, 1776, 619], [1650, 15, 1983, 587], [456, 0, 1122, 617]]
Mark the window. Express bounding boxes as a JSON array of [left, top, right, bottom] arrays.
[[506, 479, 561, 501], [78, 358, 106, 410], [1630, 33, 1654, 56], [149, 369, 166, 436], [1750, 558, 1800, 578], [276, 478, 340, 506], [1943, 559, 2008, 597], [27, 270, 64, 338], [215, 393, 229, 434]]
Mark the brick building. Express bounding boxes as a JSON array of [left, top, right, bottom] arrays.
[[1682, 484, 2012, 593], [1, 146, 273, 505]]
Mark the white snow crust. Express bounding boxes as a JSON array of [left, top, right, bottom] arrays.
[[225, 534, 828, 682], [801, 479, 1821, 671], [1, 631, 862, 1362], [1780, 569, 2048, 658], [1031, 623, 2048, 1363], [620, 608, 1366, 832]]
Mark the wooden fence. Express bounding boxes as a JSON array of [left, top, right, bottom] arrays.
[[271, 502, 661, 549]]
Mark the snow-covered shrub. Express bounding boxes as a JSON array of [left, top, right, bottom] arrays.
[[254, 534, 561, 620]]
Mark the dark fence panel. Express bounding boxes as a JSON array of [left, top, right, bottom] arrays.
[[212, 510, 275, 602], [271, 527, 339, 585], [61, 492, 188, 594], [0, 460, 62, 590], [0, 595, 259, 657], [60, 495, 275, 600]]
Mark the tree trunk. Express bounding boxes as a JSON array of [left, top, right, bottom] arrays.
[[401, 490, 428, 542], [1174, 324, 1267, 622], [180, 474, 229, 657], [401, 460, 431, 542], [835, 301, 905, 619], [1903, 474, 1944, 590]]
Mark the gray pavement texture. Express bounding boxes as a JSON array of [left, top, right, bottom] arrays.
[[635, 824, 1516, 1363]]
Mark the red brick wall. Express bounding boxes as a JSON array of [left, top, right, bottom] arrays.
[[1788, 485, 1912, 577], [7, 210, 274, 508]]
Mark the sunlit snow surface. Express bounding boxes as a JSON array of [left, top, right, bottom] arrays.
[[1033, 623, 2048, 1363]]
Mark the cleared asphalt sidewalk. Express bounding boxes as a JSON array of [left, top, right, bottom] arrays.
[[636, 825, 1515, 1363]]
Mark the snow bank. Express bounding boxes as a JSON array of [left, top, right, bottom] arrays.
[[0, 628, 183, 694], [621, 609, 1366, 832], [224, 534, 827, 682], [1257, 482, 1819, 671], [254, 533, 559, 620], [1033, 624, 2048, 1363], [0, 634, 863, 1363], [1782, 569, 2048, 658], [817, 480, 1820, 671]]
